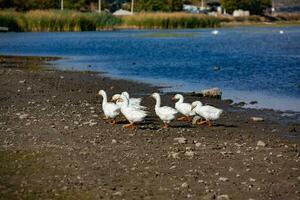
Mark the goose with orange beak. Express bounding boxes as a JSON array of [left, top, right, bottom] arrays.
[[172, 94, 195, 122], [191, 101, 223, 127], [97, 90, 120, 125]]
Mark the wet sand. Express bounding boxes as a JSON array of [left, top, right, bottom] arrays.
[[0, 55, 299, 200]]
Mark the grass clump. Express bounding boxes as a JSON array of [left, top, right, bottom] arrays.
[[0, 10, 121, 32], [121, 12, 220, 29]]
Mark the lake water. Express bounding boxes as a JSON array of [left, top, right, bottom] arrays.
[[0, 27, 300, 111]]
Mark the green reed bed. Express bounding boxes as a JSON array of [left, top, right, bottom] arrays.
[[121, 12, 220, 29], [0, 10, 121, 32]]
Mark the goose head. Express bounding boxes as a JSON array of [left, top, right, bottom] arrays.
[[191, 101, 203, 111], [151, 92, 160, 100], [121, 91, 130, 99], [97, 90, 106, 96], [172, 94, 183, 102]]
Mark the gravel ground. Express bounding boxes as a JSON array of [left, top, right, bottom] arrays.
[[0, 55, 299, 200]]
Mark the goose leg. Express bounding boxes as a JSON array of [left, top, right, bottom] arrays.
[[197, 120, 207, 126], [123, 122, 135, 129], [177, 116, 188, 121], [163, 122, 170, 128], [207, 120, 213, 127]]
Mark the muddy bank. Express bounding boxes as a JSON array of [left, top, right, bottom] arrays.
[[0, 55, 299, 200]]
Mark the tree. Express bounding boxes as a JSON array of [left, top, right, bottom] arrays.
[[221, 0, 271, 15], [168, 0, 183, 11]]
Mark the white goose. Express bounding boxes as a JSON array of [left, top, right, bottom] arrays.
[[172, 94, 195, 121], [151, 93, 178, 128], [118, 94, 148, 129], [98, 90, 120, 124], [191, 101, 223, 127], [111, 91, 147, 110]]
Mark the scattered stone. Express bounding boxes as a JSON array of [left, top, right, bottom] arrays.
[[195, 142, 201, 147], [181, 182, 189, 188], [251, 117, 264, 122], [185, 150, 195, 157], [219, 177, 229, 182], [217, 194, 230, 200], [19, 114, 29, 120], [64, 126, 69, 130], [112, 139, 117, 144], [249, 178, 256, 182], [112, 191, 122, 196], [174, 137, 187, 144], [19, 80, 26, 84], [257, 140, 266, 147], [201, 87, 222, 99], [170, 152, 180, 159], [249, 101, 258, 105]]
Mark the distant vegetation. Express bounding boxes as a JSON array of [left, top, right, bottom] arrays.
[[0, 10, 121, 31], [0, 10, 221, 31], [122, 12, 220, 29], [220, 0, 271, 15]]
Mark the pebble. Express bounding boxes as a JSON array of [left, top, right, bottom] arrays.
[[219, 177, 229, 182], [170, 152, 180, 159], [217, 194, 230, 200], [19, 114, 29, 120], [195, 142, 201, 147], [251, 117, 264, 122], [19, 80, 26, 84], [185, 150, 195, 157], [257, 140, 266, 147], [174, 137, 187, 144], [64, 126, 69, 130], [112, 139, 117, 144], [181, 182, 189, 188]]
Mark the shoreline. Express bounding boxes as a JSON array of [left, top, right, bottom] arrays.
[[0, 55, 299, 199], [1, 54, 300, 123]]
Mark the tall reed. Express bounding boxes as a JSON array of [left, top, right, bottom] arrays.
[[121, 12, 220, 29], [0, 10, 121, 32]]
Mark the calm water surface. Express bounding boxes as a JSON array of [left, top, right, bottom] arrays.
[[0, 27, 299, 111]]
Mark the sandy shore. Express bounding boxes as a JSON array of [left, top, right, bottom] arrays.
[[0, 55, 299, 200]]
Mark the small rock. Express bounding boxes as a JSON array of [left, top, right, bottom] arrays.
[[249, 101, 258, 105], [201, 87, 222, 99], [219, 177, 229, 182], [249, 178, 256, 182], [174, 137, 187, 144], [195, 142, 201, 147], [112, 191, 122, 196], [19, 80, 26, 84], [181, 182, 189, 188], [217, 194, 230, 200], [19, 114, 29, 120], [64, 126, 69, 130], [170, 152, 180, 159], [251, 117, 264, 122], [185, 150, 195, 157], [257, 140, 266, 147], [112, 139, 117, 144]]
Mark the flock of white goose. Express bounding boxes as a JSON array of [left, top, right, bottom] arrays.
[[98, 90, 223, 129]]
